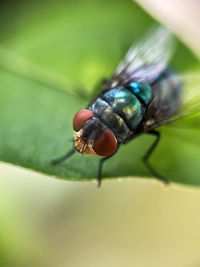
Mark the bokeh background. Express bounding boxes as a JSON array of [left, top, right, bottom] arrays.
[[0, 0, 200, 267]]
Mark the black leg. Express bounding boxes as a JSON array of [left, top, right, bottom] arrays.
[[98, 155, 114, 187], [143, 130, 169, 184], [51, 147, 76, 165]]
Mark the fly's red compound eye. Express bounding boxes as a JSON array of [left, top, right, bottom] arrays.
[[93, 130, 117, 156], [73, 109, 94, 131]]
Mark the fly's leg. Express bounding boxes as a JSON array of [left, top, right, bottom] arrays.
[[143, 130, 169, 184], [51, 147, 76, 165], [97, 145, 120, 187], [98, 154, 114, 187]]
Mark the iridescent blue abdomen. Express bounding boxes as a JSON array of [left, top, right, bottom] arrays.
[[127, 82, 152, 105]]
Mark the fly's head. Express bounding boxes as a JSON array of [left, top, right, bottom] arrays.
[[73, 109, 117, 157]]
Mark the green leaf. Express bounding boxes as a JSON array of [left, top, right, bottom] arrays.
[[0, 0, 200, 185]]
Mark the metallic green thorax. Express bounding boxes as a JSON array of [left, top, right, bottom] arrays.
[[89, 83, 152, 143], [103, 88, 143, 130]]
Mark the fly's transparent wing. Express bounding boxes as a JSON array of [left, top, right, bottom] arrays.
[[174, 73, 200, 119], [144, 72, 200, 130], [103, 26, 175, 90], [116, 27, 173, 75]]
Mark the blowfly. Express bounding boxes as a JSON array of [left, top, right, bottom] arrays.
[[52, 27, 200, 186]]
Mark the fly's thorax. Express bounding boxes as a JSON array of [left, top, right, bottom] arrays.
[[73, 110, 118, 156], [88, 98, 131, 143], [102, 88, 143, 130], [89, 84, 153, 143]]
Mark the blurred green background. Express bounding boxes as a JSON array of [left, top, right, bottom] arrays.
[[0, 0, 200, 266]]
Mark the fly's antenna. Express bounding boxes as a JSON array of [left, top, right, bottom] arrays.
[[51, 147, 76, 165]]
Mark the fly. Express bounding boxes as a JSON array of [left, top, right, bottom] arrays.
[[51, 27, 200, 186]]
